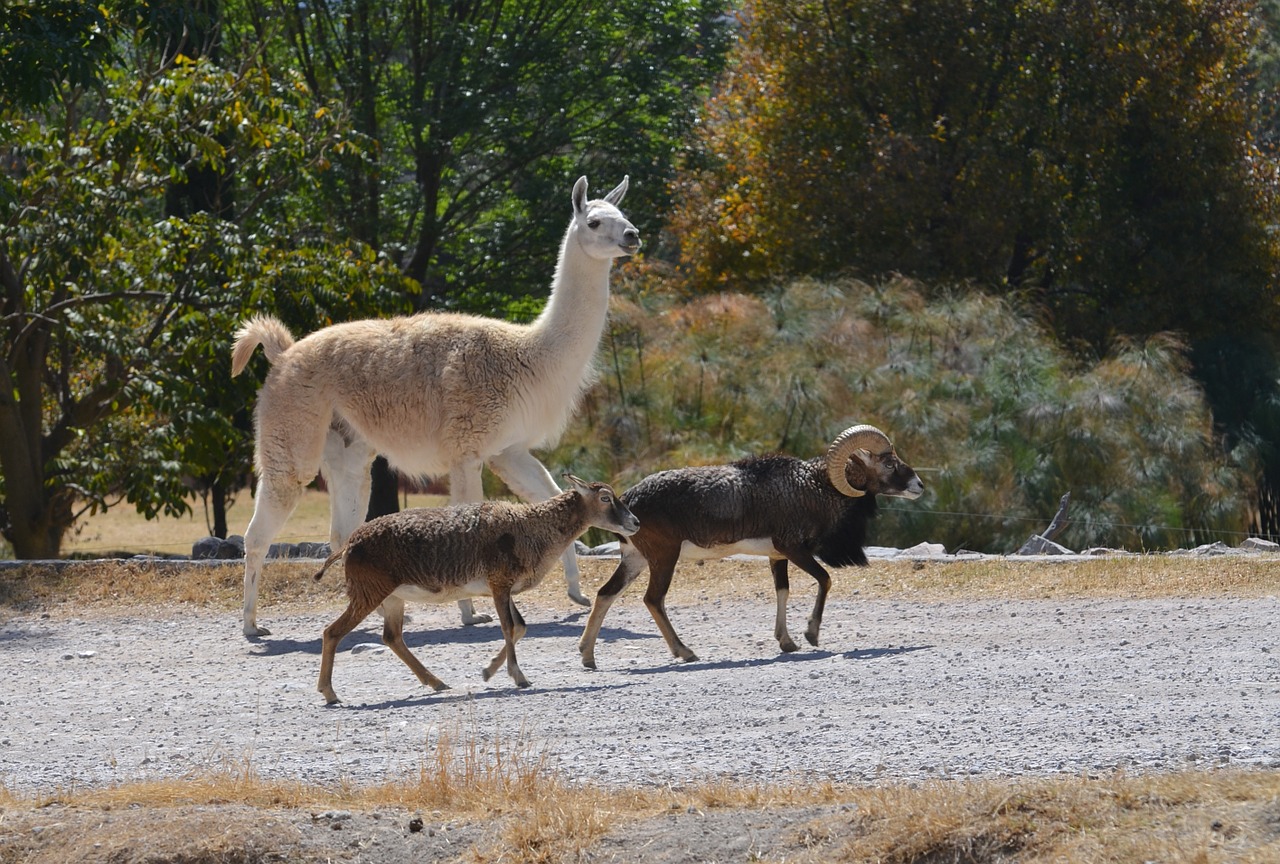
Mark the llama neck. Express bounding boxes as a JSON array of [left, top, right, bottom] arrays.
[[528, 225, 614, 364]]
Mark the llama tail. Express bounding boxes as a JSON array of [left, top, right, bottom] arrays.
[[231, 314, 295, 376]]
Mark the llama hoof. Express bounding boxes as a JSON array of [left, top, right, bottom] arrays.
[[243, 623, 271, 638], [462, 612, 494, 626], [568, 591, 592, 607]]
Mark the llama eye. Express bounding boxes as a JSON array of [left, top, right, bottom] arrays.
[[587, 219, 600, 230]]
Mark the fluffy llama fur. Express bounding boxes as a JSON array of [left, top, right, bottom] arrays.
[[231, 176, 638, 637]]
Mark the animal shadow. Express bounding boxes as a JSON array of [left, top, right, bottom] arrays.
[[620, 643, 932, 675], [841, 644, 932, 660], [325, 680, 635, 711]]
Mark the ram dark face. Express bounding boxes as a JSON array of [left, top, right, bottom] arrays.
[[852, 447, 925, 499], [828, 425, 925, 500]]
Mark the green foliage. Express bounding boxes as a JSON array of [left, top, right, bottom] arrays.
[[233, 0, 733, 310], [0, 38, 405, 557], [0, 0, 113, 107], [548, 277, 1255, 552]]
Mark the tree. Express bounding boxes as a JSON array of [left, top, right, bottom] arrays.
[[0, 23, 403, 558], [671, 0, 1280, 352], [238, 0, 732, 309], [0, 0, 113, 107], [548, 277, 1255, 552]]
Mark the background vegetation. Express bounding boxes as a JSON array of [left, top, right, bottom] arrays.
[[4, 0, 1280, 558]]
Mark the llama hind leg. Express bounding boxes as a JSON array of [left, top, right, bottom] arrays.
[[489, 446, 590, 606], [243, 476, 305, 637], [321, 424, 375, 551], [449, 459, 493, 625]]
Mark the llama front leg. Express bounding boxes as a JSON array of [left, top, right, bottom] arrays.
[[449, 459, 493, 625], [490, 446, 590, 606], [242, 477, 304, 637]]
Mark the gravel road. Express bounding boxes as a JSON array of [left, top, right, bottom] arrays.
[[3, 571, 1278, 794]]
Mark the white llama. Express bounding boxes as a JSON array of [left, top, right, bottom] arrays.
[[230, 176, 638, 637]]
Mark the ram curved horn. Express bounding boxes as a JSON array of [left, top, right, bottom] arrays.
[[826, 424, 893, 497]]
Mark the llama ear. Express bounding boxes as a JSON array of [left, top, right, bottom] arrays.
[[572, 176, 589, 216], [604, 175, 629, 206]]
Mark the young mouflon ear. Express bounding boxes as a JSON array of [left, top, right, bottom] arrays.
[[603, 175, 629, 206], [563, 473, 591, 495], [572, 176, 589, 216]]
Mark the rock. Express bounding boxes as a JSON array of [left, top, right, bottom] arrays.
[[191, 535, 245, 560], [1240, 537, 1279, 552], [266, 541, 330, 560], [895, 542, 948, 557], [1185, 541, 1232, 557], [1016, 534, 1074, 556]]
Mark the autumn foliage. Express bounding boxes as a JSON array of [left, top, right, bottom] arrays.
[[669, 0, 1280, 352]]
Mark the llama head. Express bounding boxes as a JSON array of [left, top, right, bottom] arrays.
[[570, 176, 641, 260]]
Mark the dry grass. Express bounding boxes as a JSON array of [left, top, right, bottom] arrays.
[[52, 489, 447, 559], [4, 547, 1277, 619], [2, 756, 1277, 862]]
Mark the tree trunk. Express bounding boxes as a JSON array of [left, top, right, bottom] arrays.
[[211, 479, 229, 539], [0, 476, 71, 560]]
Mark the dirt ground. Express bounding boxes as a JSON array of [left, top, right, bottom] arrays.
[[2, 556, 1278, 861]]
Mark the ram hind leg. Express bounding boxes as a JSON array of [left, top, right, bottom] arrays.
[[770, 558, 800, 652], [483, 591, 530, 687], [317, 575, 387, 705], [379, 595, 450, 694]]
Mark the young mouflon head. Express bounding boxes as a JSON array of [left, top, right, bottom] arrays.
[[564, 473, 640, 536]]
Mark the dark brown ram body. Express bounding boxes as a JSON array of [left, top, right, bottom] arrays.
[[578, 425, 924, 668]]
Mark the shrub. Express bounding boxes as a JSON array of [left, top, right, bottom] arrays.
[[548, 277, 1255, 552]]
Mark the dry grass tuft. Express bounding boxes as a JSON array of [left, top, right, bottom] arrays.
[[807, 770, 1280, 863]]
